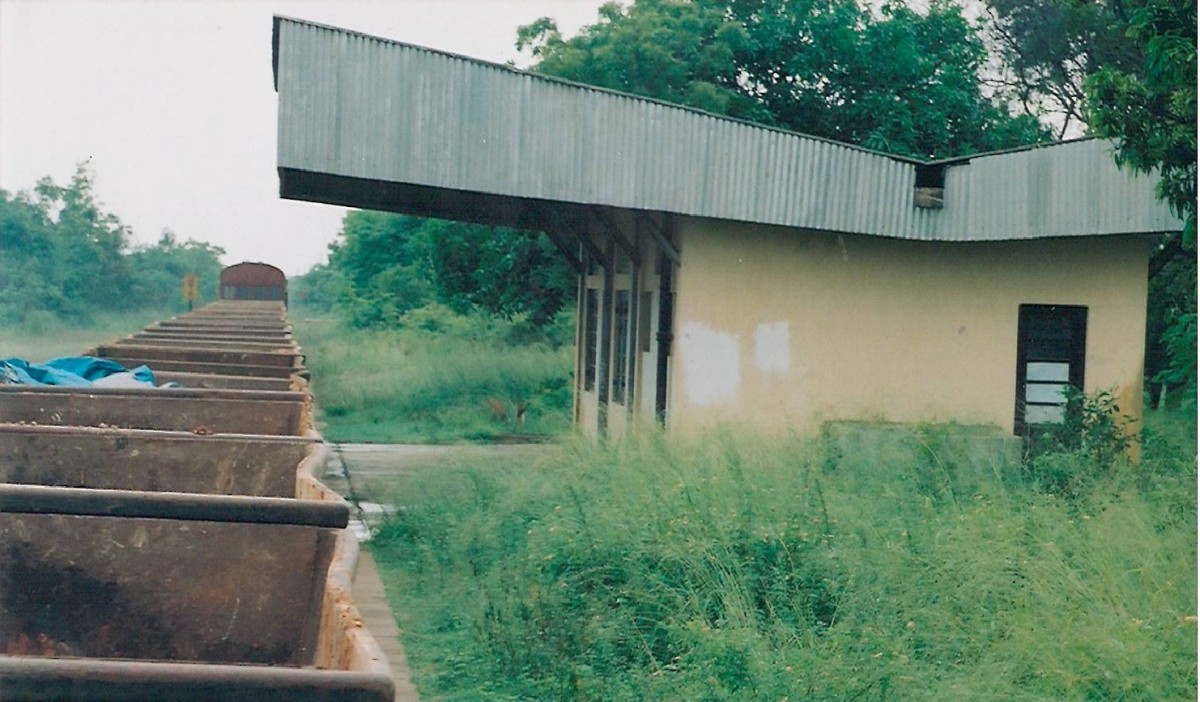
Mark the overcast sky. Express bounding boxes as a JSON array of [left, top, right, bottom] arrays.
[[0, 0, 605, 276]]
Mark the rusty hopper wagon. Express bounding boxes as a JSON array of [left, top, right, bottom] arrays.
[[219, 262, 288, 305], [0, 299, 394, 701]]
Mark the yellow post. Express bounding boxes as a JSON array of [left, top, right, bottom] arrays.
[[182, 274, 199, 311]]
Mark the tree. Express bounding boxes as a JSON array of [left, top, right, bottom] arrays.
[[518, 0, 1049, 159], [0, 164, 133, 320], [1084, 0, 1197, 404], [325, 210, 436, 327], [127, 230, 226, 307], [517, 0, 765, 119], [983, 0, 1141, 137], [324, 211, 575, 329], [0, 165, 225, 323], [424, 219, 575, 325]]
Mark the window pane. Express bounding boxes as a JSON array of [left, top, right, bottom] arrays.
[[639, 292, 653, 353], [1027, 362, 1070, 382], [1026, 383, 1067, 404], [1026, 404, 1066, 424]]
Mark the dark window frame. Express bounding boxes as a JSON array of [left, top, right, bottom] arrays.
[[1014, 304, 1088, 434]]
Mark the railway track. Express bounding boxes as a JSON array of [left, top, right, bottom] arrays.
[[0, 299, 395, 701]]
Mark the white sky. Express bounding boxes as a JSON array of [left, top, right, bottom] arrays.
[[0, 0, 605, 276]]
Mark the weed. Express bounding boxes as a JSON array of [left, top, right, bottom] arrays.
[[0, 307, 182, 362], [369, 421, 1198, 700], [290, 304, 574, 443], [1025, 388, 1136, 498]]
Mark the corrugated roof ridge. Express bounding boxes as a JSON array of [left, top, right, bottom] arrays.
[[271, 15, 927, 165], [270, 16, 1121, 181], [928, 136, 1103, 166]]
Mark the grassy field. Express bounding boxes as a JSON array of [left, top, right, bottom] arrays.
[[370, 414, 1197, 701], [290, 306, 574, 444], [0, 308, 180, 362]]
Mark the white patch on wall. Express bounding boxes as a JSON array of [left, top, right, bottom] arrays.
[[754, 321, 790, 374], [680, 322, 740, 407]]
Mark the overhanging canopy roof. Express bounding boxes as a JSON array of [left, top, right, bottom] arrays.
[[272, 16, 1181, 242]]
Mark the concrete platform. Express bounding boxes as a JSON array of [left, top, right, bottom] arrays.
[[324, 446, 419, 701], [352, 549, 420, 702]]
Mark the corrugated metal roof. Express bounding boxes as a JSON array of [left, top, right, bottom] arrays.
[[273, 16, 1181, 241]]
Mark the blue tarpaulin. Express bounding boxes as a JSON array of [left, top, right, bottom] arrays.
[[0, 357, 158, 387]]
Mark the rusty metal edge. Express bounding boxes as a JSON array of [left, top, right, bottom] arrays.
[[0, 656, 394, 702], [0, 385, 308, 402], [0, 423, 319, 444], [0, 484, 349, 529]]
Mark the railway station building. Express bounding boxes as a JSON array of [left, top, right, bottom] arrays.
[[271, 16, 1181, 440]]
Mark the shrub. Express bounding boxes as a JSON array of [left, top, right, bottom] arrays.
[[1025, 388, 1134, 497]]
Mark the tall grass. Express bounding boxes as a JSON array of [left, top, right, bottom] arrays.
[[372, 418, 1196, 700], [291, 305, 574, 443], [0, 307, 182, 362]]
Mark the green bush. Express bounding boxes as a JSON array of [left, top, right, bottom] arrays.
[[1024, 388, 1135, 498]]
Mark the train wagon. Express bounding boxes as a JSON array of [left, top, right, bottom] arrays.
[[0, 299, 394, 701], [219, 261, 288, 306]]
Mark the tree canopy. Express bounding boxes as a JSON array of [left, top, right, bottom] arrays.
[[983, 0, 1142, 137], [518, 0, 1050, 159], [1084, 0, 1196, 402], [307, 211, 575, 330], [0, 165, 226, 324]]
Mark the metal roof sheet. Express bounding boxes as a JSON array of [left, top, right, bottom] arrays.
[[273, 16, 1181, 241]]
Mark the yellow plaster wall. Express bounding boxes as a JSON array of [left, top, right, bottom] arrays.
[[668, 218, 1150, 435]]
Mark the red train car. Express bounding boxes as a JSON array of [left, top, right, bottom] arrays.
[[219, 262, 288, 305]]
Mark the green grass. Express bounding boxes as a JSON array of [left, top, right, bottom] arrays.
[[0, 307, 181, 362], [370, 415, 1197, 700], [290, 306, 574, 444]]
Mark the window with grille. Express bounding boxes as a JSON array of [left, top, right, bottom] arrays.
[[1015, 304, 1087, 432]]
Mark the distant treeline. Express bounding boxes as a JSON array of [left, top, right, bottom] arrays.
[[0, 165, 225, 324]]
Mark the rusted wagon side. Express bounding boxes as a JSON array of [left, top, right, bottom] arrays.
[[88, 343, 302, 369], [152, 370, 299, 391], [0, 484, 394, 702], [99, 356, 300, 378], [136, 327, 293, 342], [124, 335, 296, 350], [0, 431, 395, 701], [0, 424, 315, 496], [0, 298, 396, 701], [218, 263, 289, 305], [0, 386, 309, 436], [0, 657, 393, 702], [154, 318, 290, 331], [0, 483, 346, 665], [86, 302, 306, 383]]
